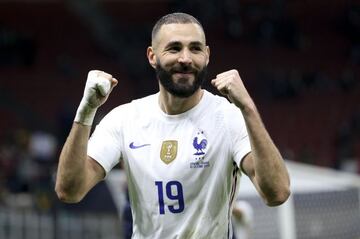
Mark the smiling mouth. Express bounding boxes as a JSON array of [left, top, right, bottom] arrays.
[[173, 69, 195, 74], [174, 72, 193, 75], [173, 72, 194, 79]]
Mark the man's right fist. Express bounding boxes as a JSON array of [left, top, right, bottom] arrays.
[[74, 70, 118, 126], [82, 70, 118, 109]]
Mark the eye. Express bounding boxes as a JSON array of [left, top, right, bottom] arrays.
[[168, 46, 181, 53], [191, 46, 202, 52]]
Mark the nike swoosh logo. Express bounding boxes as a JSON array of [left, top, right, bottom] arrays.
[[129, 142, 151, 149]]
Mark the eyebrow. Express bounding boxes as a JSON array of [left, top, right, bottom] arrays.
[[164, 41, 205, 48]]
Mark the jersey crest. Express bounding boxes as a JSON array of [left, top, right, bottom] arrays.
[[160, 140, 178, 164], [190, 131, 210, 169], [193, 133, 207, 156]]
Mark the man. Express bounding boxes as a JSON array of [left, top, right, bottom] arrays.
[[55, 12, 290, 239]]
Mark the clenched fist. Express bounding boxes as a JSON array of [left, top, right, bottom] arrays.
[[211, 69, 253, 110], [74, 70, 118, 126]]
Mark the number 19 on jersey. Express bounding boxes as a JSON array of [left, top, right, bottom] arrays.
[[155, 181, 185, 215]]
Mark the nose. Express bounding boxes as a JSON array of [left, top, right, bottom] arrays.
[[178, 49, 192, 65]]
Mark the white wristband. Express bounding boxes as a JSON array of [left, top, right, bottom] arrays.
[[74, 100, 97, 126]]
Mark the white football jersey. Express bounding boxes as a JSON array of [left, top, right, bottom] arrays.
[[88, 90, 251, 239]]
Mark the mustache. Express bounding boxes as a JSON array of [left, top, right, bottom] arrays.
[[170, 65, 197, 74]]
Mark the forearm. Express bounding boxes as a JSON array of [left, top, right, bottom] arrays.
[[211, 69, 290, 205], [55, 70, 116, 203], [242, 101, 290, 205], [55, 122, 91, 203]]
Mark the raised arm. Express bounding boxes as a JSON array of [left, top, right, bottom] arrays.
[[55, 70, 117, 203], [211, 69, 290, 206]]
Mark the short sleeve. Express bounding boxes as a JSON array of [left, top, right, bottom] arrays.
[[226, 104, 251, 168], [88, 108, 124, 176]]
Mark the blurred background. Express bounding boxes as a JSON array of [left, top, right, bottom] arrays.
[[0, 0, 359, 238]]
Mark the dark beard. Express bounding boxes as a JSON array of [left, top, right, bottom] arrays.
[[156, 61, 207, 98]]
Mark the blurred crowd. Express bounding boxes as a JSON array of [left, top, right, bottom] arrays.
[[0, 128, 58, 210]]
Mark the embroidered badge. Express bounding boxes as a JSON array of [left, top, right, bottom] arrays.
[[190, 131, 210, 169], [193, 132, 207, 156], [160, 140, 178, 164]]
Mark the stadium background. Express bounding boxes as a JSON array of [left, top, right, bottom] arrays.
[[0, 0, 359, 238]]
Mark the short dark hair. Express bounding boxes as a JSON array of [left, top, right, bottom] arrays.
[[151, 12, 204, 44]]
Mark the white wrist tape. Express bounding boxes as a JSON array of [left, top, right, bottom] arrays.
[[74, 71, 112, 126], [74, 100, 97, 126]]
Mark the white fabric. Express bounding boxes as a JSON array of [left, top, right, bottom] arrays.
[[88, 90, 251, 239]]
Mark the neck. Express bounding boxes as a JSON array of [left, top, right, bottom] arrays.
[[158, 86, 204, 115]]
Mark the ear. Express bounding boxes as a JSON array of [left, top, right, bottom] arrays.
[[147, 46, 157, 69], [206, 46, 210, 66]]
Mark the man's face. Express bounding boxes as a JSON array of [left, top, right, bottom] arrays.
[[148, 23, 210, 98]]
